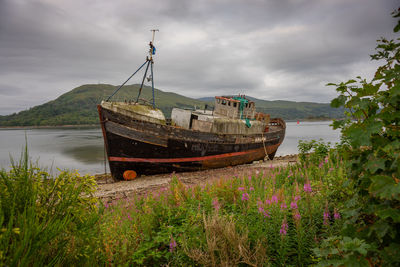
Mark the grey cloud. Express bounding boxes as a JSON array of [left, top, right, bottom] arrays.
[[0, 0, 398, 115], [0, 84, 25, 96]]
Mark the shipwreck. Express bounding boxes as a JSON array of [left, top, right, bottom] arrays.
[[98, 31, 286, 180]]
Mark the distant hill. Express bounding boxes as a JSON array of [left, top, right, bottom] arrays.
[[0, 84, 343, 126], [198, 96, 344, 121]]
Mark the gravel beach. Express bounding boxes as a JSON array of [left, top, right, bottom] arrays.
[[95, 155, 298, 203]]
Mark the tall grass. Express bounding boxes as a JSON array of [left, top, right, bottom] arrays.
[[0, 146, 101, 265], [95, 143, 348, 266], [0, 141, 349, 266]]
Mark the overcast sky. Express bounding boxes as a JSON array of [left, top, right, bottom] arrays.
[[0, 0, 398, 115]]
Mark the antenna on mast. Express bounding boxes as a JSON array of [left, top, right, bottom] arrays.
[[151, 29, 159, 43], [149, 29, 159, 61]]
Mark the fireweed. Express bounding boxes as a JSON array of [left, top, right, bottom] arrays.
[[86, 150, 347, 266], [0, 146, 348, 265]]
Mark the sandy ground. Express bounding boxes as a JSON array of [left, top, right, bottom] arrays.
[[94, 155, 298, 203]]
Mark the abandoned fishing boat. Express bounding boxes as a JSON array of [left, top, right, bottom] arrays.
[[98, 31, 286, 180]]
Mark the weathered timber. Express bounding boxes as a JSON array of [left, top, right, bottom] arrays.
[[98, 98, 286, 179]]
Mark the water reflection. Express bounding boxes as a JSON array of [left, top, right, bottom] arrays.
[[62, 145, 105, 164]]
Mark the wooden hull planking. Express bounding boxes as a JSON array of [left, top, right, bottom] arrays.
[[98, 105, 285, 179]]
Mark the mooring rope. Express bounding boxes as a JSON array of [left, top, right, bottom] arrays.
[[261, 130, 269, 160]]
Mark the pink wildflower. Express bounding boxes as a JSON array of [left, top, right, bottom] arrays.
[[265, 199, 271, 205], [334, 208, 341, 220], [280, 202, 287, 210], [212, 198, 220, 211], [249, 186, 254, 191], [294, 195, 301, 201], [325, 156, 329, 163], [169, 237, 177, 252], [248, 175, 252, 181], [257, 201, 264, 213], [263, 210, 271, 218], [238, 187, 245, 191], [323, 209, 330, 225], [303, 183, 312, 193], [271, 195, 278, 204], [294, 211, 301, 222], [127, 214, 132, 221], [241, 192, 250, 201], [258, 206, 264, 213], [319, 161, 323, 168], [280, 219, 288, 236], [290, 201, 298, 210]]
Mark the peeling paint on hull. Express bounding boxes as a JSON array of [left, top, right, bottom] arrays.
[[98, 105, 286, 179]]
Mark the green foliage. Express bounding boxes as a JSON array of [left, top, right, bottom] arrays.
[[0, 146, 101, 265], [313, 236, 372, 267], [0, 144, 351, 265], [298, 139, 331, 165], [93, 155, 347, 266], [318, 9, 400, 266]]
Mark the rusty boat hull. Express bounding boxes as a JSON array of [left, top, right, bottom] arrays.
[[98, 104, 286, 179]]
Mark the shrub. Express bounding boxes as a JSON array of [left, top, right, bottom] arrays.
[[0, 146, 101, 265], [298, 139, 331, 165], [315, 8, 400, 266]]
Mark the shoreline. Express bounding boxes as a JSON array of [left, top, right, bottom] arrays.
[[94, 154, 298, 203], [0, 118, 342, 130], [0, 124, 99, 130]]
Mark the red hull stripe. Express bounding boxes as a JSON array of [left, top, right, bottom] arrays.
[[109, 148, 262, 163]]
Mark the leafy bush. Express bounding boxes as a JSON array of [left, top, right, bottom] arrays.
[[298, 139, 331, 165], [316, 8, 400, 266], [0, 146, 101, 265]]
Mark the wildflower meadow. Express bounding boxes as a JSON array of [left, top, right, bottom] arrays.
[[93, 142, 348, 266], [0, 140, 350, 266]]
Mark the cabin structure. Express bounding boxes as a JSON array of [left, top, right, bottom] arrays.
[[171, 95, 270, 135], [213, 96, 256, 119]]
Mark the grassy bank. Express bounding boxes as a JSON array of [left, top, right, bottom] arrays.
[[0, 143, 349, 266]]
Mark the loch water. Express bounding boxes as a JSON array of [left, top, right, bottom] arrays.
[[0, 121, 340, 175]]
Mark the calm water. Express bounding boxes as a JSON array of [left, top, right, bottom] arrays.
[[0, 121, 340, 174]]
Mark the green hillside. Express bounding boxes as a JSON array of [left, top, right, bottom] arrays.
[[0, 84, 206, 126], [200, 96, 344, 120], [0, 84, 343, 126], [250, 99, 344, 120]]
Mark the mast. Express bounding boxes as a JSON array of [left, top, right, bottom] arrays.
[[106, 30, 159, 109], [136, 29, 158, 108], [149, 29, 158, 108]]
